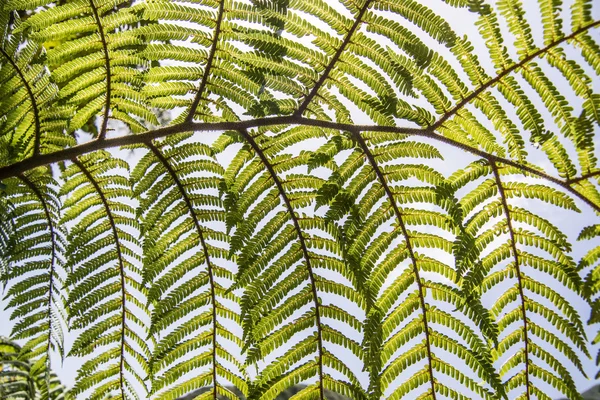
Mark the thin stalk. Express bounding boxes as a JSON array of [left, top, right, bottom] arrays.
[[491, 161, 531, 400]]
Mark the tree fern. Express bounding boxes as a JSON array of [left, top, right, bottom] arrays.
[[0, 0, 599, 399]]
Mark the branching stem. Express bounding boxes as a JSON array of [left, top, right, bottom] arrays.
[[567, 170, 600, 184], [1, 116, 597, 212], [432, 20, 600, 130]]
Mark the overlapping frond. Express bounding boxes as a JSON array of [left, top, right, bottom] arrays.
[[0, 337, 70, 400], [61, 152, 148, 399], [131, 135, 244, 400], [5, 0, 158, 137], [217, 126, 366, 400], [314, 131, 502, 399], [1, 168, 66, 396], [0, 9, 72, 163], [452, 160, 588, 399], [1, 337, 39, 400]]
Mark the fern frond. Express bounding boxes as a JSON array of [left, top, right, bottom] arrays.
[[453, 160, 588, 399], [0, 9, 72, 162], [1, 168, 66, 396], [579, 224, 600, 378], [0, 1, 598, 399], [219, 126, 366, 400], [7, 0, 156, 137], [0, 337, 70, 400], [131, 134, 245, 400], [316, 131, 503, 399], [138, 0, 258, 125], [1, 337, 38, 400], [62, 152, 148, 399], [427, 1, 600, 186]]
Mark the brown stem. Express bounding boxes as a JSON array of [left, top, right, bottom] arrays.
[[567, 170, 600, 184], [491, 161, 530, 400], [186, 0, 225, 123]]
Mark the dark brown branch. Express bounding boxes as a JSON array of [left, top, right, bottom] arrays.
[[0, 117, 305, 180], [0, 47, 42, 156], [1, 116, 598, 212], [0, 123, 190, 181], [186, 0, 225, 123], [353, 131, 437, 399], [89, 0, 111, 140], [239, 129, 325, 399], [73, 158, 127, 398], [432, 20, 600, 130], [566, 170, 600, 184], [411, 130, 600, 213], [294, 0, 373, 117], [147, 143, 219, 398], [0, 117, 447, 181], [491, 161, 530, 400]]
